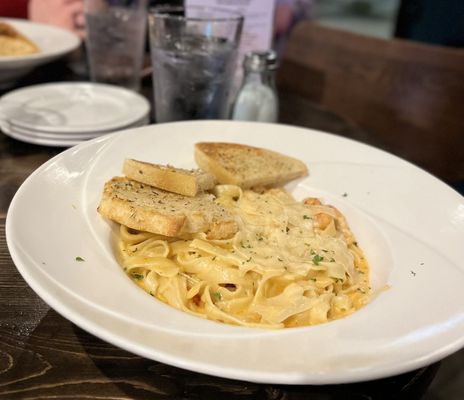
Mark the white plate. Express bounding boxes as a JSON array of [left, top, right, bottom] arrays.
[[2, 115, 150, 140], [0, 18, 80, 86], [6, 115, 150, 139], [1, 116, 149, 147], [6, 121, 464, 384], [0, 82, 151, 133], [1, 124, 83, 147]]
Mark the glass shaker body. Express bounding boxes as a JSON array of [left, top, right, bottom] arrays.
[[232, 51, 278, 123]]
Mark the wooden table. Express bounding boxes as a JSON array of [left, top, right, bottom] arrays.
[[0, 58, 462, 399]]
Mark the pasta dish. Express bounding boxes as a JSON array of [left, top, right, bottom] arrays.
[[115, 185, 370, 329]]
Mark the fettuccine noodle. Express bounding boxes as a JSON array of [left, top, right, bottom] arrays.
[[116, 185, 370, 329]]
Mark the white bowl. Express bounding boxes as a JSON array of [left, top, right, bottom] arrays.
[[6, 121, 464, 384], [0, 18, 81, 86]]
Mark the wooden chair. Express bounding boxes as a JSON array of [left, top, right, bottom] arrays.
[[278, 22, 464, 183]]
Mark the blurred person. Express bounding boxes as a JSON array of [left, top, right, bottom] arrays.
[[0, 0, 84, 38], [395, 0, 464, 47], [273, 0, 312, 54], [26, 1, 181, 39], [29, 0, 85, 38]]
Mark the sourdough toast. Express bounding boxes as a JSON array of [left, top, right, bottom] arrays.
[[123, 159, 215, 197], [194, 142, 308, 189], [98, 176, 237, 239]]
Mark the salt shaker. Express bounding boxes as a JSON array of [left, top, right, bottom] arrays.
[[232, 50, 278, 123]]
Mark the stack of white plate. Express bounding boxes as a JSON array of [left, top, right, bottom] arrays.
[[0, 82, 151, 147]]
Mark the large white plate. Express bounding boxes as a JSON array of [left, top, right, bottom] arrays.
[[0, 82, 151, 133], [6, 121, 464, 384], [0, 18, 80, 86]]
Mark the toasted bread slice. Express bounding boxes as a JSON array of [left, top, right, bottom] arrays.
[[98, 176, 237, 239], [194, 142, 308, 189], [123, 159, 215, 197], [0, 21, 39, 56]]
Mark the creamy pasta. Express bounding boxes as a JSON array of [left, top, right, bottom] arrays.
[[116, 185, 370, 329]]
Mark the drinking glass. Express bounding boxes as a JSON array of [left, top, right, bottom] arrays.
[[84, 0, 147, 91], [148, 6, 243, 122]]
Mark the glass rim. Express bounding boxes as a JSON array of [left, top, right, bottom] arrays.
[[148, 5, 244, 23]]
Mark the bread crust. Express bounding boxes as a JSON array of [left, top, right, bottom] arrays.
[[194, 142, 308, 189], [123, 159, 215, 197], [97, 177, 237, 238]]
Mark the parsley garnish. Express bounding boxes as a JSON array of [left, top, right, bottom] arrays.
[[312, 254, 324, 265], [303, 215, 310, 220], [131, 273, 144, 281], [75, 256, 85, 262], [214, 292, 222, 300]]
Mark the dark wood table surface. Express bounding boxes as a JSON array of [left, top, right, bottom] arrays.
[[0, 56, 462, 400]]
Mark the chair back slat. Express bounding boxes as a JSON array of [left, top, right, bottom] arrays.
[[279, 22, 464, 182]]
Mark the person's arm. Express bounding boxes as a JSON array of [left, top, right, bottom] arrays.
[[28, 0, 85, 37]]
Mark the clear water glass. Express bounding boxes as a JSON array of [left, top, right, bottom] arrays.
[[85, 0, 147, 91], [148, 6, 243, 122]]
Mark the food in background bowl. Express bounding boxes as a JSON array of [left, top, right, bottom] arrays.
[[0, 21, 40, 56]]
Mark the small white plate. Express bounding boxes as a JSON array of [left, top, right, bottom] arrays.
[[6, 121, 464, 384], [0, 82, 151, 133], [1, 125, 83, 147], [1, 116, 149, 147], [3, 115, 150, 140], [0, 18, 80, 86]]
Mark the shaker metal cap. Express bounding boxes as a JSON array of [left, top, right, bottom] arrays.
[[243, 50, 278, 72]]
